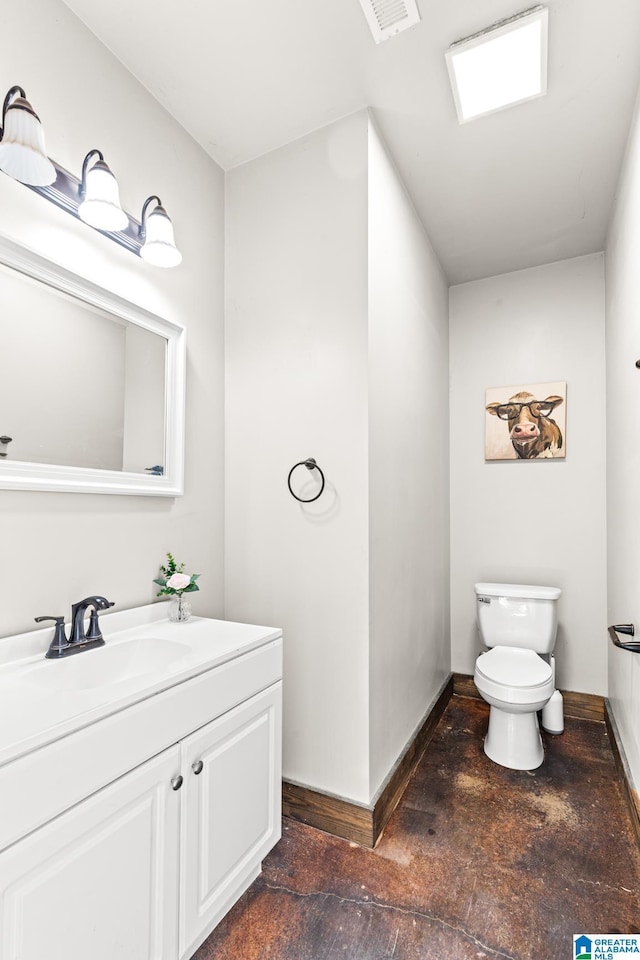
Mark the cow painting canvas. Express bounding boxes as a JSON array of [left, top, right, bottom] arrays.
[[485, 382, 566, 461]]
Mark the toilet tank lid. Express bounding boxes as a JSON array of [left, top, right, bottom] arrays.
[[475, 582, 561, 600]]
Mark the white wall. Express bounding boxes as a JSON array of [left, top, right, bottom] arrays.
[[225, 113, 372, 803], [605, 85, 640, 786], [450, 256, 607, 695], [226, 113, 450, 806], [0, 0, 225, 636], [367, 120, 450, 799]]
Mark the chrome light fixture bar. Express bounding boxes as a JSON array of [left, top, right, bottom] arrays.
[[24, 157, 147, 256], [0, 84, 181, 266]]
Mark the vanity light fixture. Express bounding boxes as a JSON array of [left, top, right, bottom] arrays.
[[0, 86, 56, 186], [0, 84, 182, 267], [139, 196, 182, 268], [446, 6, 549, 123], [78, 149, 128, 232]]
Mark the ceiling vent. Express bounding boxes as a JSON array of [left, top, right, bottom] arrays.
[[357, 0, 421, 43]]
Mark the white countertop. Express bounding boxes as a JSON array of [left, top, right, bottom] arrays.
[[0, 604, 281, 768]]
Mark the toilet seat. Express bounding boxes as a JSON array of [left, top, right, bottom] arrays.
[[475, 646, 553, 705]]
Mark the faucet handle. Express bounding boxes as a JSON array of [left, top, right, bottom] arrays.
[[85, 608, 104, 642], [83, 598, 115, 645], [35, 615, 69, 659]]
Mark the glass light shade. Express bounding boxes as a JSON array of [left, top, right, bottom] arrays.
[[446, 7, 548, 123], [140, 205, 182, 267], [78, 159, 128, 232], [0, 95, 55, 186]]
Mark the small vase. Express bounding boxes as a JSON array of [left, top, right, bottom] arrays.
[[169, 593, 192, 623]]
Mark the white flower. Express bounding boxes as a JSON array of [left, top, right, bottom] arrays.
[[167, 572, 190, 591]]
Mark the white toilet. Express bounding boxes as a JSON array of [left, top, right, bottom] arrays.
[[473, 582, 561, 771]]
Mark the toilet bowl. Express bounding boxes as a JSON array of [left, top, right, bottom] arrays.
[[474, 582, 561, 770], [474, 646, 554, 769]]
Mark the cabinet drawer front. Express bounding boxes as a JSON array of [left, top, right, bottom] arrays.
[[0, 639, 282, 851], [0, 746, 181, 960], [179, 683, 283, 960]]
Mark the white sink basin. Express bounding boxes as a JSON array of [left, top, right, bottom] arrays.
[[20, 636, 191, 691], [0, 605, 283, 769]]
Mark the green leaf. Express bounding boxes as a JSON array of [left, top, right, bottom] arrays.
[[155, 555, 200, 596]]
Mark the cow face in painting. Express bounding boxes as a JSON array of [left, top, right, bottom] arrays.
[[486, 391, 564, 459]]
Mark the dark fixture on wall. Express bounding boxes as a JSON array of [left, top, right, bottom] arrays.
[[0, 85, 181, 267], [608, 623, 640, 653], [287, 458, 326, 503]]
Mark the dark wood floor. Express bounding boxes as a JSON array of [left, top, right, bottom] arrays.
[[194, 696, 640, 960]]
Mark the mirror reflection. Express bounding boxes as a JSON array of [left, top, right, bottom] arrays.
[[0, 263, 166, 475]]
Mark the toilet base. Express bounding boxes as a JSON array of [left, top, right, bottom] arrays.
[[484, 703, 544, 770]]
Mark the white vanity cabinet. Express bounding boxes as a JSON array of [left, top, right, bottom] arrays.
[[0, 613, 283, 960], [0, 746, 182, 960], [179, 683, 281, 960]]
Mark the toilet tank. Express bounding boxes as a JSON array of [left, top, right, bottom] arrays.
[[474, 582, 561, 653]]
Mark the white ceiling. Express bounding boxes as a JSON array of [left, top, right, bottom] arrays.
[[62, 0, 640, 283]]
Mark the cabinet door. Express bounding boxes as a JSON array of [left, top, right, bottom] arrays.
[[179, 682, 282, 960], [0, 745, 181, 960]]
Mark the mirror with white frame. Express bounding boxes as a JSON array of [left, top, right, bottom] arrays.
[[0, 234, 185, 495]]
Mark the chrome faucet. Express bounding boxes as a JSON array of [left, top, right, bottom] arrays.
[[36, 595, 115, 659]]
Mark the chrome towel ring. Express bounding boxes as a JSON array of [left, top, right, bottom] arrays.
[[287, 458, 325, 503]]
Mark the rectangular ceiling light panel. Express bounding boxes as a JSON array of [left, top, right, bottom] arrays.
[[446, 6, 548, 123], [358, 0, 421, 44]]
